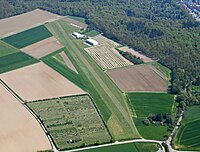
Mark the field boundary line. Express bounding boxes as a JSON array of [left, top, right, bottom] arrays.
[[0, 79, 58, 152]]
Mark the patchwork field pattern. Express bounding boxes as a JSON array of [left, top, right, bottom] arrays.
[[0, 51, 38, 74], [0, 62, 85, 101], [118, 46, 154, 63], [0, 83, 51, 152], [62, 16, 87, 29], [21, 36, 63, 59], [2, 25, 52, 49], [127, 93, 174, 140], [107, 64, 168, 92], [28, 95, 111, 150], [0, 41, 19, 57], [85, 45, 132, 69], [93, 35, 120, 48], [0, 9, 60, 38], [174, 106, 200, 151]]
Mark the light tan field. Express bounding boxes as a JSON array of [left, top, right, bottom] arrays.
[[85, 45, 132, 69], [0, 62, 85, 101], [0, 9, 61, 38], [21, 36, 63, 59], [0, 84, 51, 152], [93, 35, 120, 48], [59, 51, 78, 73], [107, 64, 168, 92], [62, 17, 87, 29], [118, 46, 154, 63]]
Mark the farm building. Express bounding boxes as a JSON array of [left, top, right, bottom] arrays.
[[85, 39, 99, 46], [72, 32, 85, 39]]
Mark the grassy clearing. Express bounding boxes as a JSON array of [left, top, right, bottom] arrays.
[[28, 95, 111, 150], [127, 93, 174, 140], [2, 25, 52, 49], [0, 51, 38, 74], [0, 41, 19, 57], [42, 52, 86, 90], [149, 62, 171, 81], [174, 106, 200, 151], [84, 30, 100, 37], [45, 20, 140, 140], [80, 142, 159, 152], [68, 15, 86, 23]]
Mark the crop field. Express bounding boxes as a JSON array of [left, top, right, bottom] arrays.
[[80, 142, 159, 152], [107, 64, 168, 92], [93, 35, 120, 48], [2, 25, 52, 49], [0, 41, 19, 57], [118, 46, 154, 63], [127, 93, 174, 139], [84, 30, 100, 37], [0, 83, 51, 152], [85, 45, 132, 69], [0, 62, 85, 101], [62, 16, 87, 29], [46, 20, 140, 140], [21, 36, 63, 59], [0, 51, 38, 74], [28, 95, 111, 150], [174, 106, 200, 151], [0, 9, 60, 38]]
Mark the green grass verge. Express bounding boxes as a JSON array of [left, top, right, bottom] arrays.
[[45, 20, 140, 140], [0, 41, 19, 57], [174, 106, 200, 151], [28, 95, 111, 150], [0, 52, 38, 74], [80, 142, 159, 152], [68, 15, 86, 23], [84, 30, 100, 37], [127, 93, 174, 140], [1, 25, 52, 49], [149, 62, 171, 81]]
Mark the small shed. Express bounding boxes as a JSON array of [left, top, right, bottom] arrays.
[[85, 39, 99, 46], [72, 32, 85, 39]]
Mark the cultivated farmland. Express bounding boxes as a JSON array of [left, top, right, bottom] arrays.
[[0, 40, 19, 57], [127, 93, 174, 140], [0, 62, 85, 101], [80, 142, 159, 152], [2, 25, 52, 49], [62, 16, 87, 29], [0, 9, 60, 38], [46, 20, 140, 140], [174, 106, 200, 151], [118, 46, 154, 63], [0, 51, 38, 74], [21, 36, 63, 59], [0, 83, 51, 152], [28, 95, 111, 150], [93, 35, 120, 48], [107, 64, 168, 92], [85, 45, 132, 70]]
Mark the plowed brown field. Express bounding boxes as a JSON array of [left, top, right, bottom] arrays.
[[0, 62, 85, 101], [21, 36, 63, 59], [107, 64, 168, 92], [0, 9, 60, 38], [0, 84, 51, 152]]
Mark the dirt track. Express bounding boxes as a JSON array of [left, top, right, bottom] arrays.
[[0, 9, 61, 38], [107, 64, 168, 92], [118, 46, 154, 63], [0, 84, 51, 152], [0, 62, 85, 101], [21, 36, 63, 59]]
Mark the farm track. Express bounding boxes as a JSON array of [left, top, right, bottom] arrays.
[[46, 20, 140, 139]]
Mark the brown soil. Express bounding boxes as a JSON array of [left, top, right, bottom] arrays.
[[0, 84, 52, 152], [21, 36, 63, 59], [107, 64, 168, 92], [118, 46, 154, 63], [0, 62, 85, 102], [0, 9, 61, 38]]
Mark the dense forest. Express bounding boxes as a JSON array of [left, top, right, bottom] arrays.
[[1, 0, 200, 102]]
